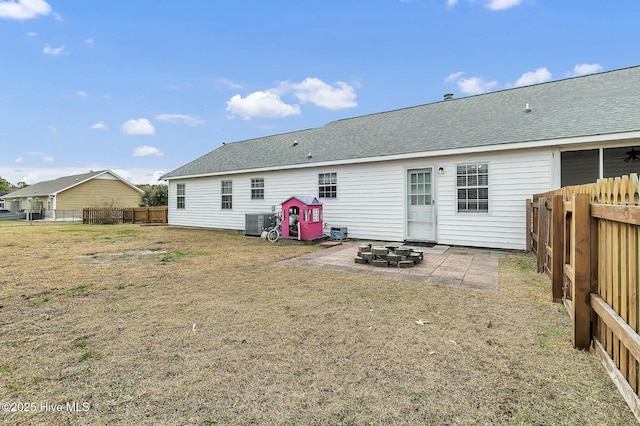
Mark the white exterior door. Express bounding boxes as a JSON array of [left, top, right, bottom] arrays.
[[406, 168, 435, 241]]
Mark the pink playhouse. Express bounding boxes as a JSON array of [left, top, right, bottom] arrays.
[[280, 196, 324, 240]]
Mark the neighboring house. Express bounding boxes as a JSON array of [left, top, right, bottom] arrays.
[[161, 65, 640, 250], [2, 170, 144, 219], [0, 192, 7, 209]]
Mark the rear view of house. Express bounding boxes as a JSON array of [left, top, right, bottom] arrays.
[[161, 66, 640, 250]]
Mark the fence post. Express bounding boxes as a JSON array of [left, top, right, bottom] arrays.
[[537, 197, 546, 272], [572, 193, 592, 349], [526, 199, 532, 251], [551, 195, 564, 303]]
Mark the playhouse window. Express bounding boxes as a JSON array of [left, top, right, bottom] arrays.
[[456, 162, 489, 212], [251, 178, 264, 200], [318, 173, 337, 198], [177, 183, 186, 209], [221, 180, 232, 209]]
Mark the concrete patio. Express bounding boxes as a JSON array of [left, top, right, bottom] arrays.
[[280, 241, 509, 291]]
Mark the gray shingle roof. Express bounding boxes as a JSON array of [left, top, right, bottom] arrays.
[[162, 65, 640, 179], [2, 170, 139, 199]]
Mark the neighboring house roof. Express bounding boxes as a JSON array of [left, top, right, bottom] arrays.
[[2, 170, 144, 199], [162, 65, 640, 180]]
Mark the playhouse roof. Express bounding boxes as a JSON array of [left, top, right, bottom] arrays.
[[282, 196, 322, 206]]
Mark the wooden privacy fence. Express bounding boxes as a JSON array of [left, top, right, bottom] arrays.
[[123, 207, 168, 224], [83, 207, 168, 224], [528, 173, 640, 420]]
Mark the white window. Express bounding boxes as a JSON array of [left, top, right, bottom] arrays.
[[251, 178, 264, 200], [456, 163, 488, 212], [318, 173, 337, 198], [176, 183, 186, 209], [221, 180, 232, 209]]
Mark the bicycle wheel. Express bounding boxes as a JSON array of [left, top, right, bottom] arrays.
[[267, 228, 280, 242]]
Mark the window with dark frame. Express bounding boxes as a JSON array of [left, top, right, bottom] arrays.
[[318, 172, 337, 198], [251, 178, 264, 200], [176, 183, 186, 209], [456, 163, 489, 212], [221, 180, 232, 209]]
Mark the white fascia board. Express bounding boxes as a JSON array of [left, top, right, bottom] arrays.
[[163, 130, 640, 180]]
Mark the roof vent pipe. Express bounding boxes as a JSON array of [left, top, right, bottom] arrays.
[[443, 93, 454, 101]]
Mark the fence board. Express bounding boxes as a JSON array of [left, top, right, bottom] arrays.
[[614, 220, 621, 366], [595, 340, 640, 423], [552, 195, 564, 302], [592, 295, 640, 363], [631, 226, 639, 392], [606, 219, 614, 356], [621, 223, 629, 382]]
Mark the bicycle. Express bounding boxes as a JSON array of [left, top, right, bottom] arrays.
[[266, 211, 283, 242]]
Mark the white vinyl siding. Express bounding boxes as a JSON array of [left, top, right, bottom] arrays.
[[436, 149, 553, 249], [166, 147, 555, 249]]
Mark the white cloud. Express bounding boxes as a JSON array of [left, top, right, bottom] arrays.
[[48, 125, 56, 133], [447, 0, 458, 7], [226, 91, 301, 120], [0, 0, 52, 20], [214, 78, 244, 90], [77, 90, 88, 97], [485, 0, 522, 10], [457, 77, 498, 95], [84, 38, 94, 47], [514, 67, 552, 87], [15, 151, 54, 164], [445, 71, 464, 83], [90, 121, 110, 130], [133, 146, 163, 157], [122, 118, 155, 135], [285, 78, 357, 110], [43, 45, 67, 56], [569, 63, 603, 77], [155, 114, 204, 126], [225, 77, 357, 119], [27, 31, 37, 36]]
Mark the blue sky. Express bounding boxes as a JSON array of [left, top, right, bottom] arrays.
[[1, 0, 639, 185]]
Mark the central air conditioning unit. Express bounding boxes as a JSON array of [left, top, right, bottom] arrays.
[[244, 213, 276, 237]]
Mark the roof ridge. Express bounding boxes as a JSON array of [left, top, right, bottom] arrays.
[[328, 64, 640, 124], [161, 64, 640, 180]]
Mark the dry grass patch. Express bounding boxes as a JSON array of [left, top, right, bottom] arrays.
[[0, 221, 635, 425]]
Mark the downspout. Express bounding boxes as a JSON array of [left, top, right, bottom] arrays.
[[598, 147, 604, 179]]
